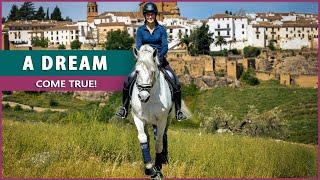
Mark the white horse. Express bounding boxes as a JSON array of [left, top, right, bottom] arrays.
[[131, 45, 172, 179]]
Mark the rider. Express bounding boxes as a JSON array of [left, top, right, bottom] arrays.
[[115, 2, 187, 121]]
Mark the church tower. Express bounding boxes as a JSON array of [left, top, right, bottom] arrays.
[[87, 2, 98, 23]]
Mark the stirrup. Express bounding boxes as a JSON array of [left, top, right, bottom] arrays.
[[176, 110, 187, 121], [115, 107, 127, 119]]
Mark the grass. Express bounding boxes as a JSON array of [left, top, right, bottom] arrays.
[[3, 91, 96, 110], [3, 119, 317, 178], [180, 80, 318, 144]]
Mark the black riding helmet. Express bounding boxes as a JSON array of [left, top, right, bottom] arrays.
[[143, 2, 158, 15]]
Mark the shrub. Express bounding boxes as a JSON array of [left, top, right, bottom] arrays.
[[240, 68, 260, 85], [71, 40, 81, 50], [243, 46, 261, 58], [268, 40, 276, 51], [228, 48, 240, 55], [49, 99, 59, 107], [210, 49, 228, 57], [182, 83, 199, 98], [215, 69, 226, 77], [200, 106, 236, 133], [31, 37, 49, 48], [2, 91, 12, 95], [14, 105, 22, 111], [58, 44, 66, 49]]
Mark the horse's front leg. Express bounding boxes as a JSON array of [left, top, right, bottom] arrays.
[[154, 118, 168, 170], [133, 115, 156, 176]]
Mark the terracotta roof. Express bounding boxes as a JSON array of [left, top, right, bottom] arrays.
[[166, 25, 184, 29], [49, 26, 78, 31], [252, 21, 317, 28], [209, 14, 246, 19], [97, 22, 127, 27], [96, 11, 143, 19]]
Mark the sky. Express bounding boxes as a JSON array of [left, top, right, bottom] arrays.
[[2, 2, 318, 21]]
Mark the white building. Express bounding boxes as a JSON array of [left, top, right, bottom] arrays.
[[207, 14, 248, 51], [247, 20, 318, 49], [44, 25, 79, 46]]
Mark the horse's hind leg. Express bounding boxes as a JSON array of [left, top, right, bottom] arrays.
[[133, 115, 156, 176]]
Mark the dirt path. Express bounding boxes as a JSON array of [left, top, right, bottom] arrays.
[[2, 101, 67, 113]]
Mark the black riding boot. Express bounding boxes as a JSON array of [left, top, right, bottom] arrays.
[[115, 71, 136, 119], [162, 65, 187, 121], [173, 90, 187, 121]]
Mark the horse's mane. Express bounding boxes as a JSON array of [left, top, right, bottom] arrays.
[[137, 45, 157, 71]]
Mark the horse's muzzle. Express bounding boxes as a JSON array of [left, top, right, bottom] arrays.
[[138, 91, 150, 103]]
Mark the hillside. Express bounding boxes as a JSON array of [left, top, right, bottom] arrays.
[[3, 119, 317, 178]]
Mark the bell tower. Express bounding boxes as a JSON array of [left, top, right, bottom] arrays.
[[87, 2, 98, 23]]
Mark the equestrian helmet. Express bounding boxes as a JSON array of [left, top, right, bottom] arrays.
[[143, 2, 158, 15]]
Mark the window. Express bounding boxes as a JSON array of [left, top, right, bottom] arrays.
[[298, 34, 301, 37], [170, 29, 173, 33], [294, 34, 296, 37], [257, 34, 259, 39], [227, 31, 229, 35], [242, 24, 244, 28], [286, 34, 288, 38], [242, 31, 244, 34], [294, 27, 296, 31], [218, 24, 220, 28], [272, 35, 274, 39], [277, 35, 280, 40], [286, 28, 288, 31], [227, 24, 229, 28], [218, 31, 220, 36], [302, 34, 305, 38]]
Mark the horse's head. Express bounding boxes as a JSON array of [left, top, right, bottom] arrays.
[[133, 45, 160, 103]]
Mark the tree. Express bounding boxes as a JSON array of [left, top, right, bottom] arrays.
[[8, 4, 20, 21], [51, 6, 63, 21], [58, 44, 66, 49], [243, 46, 261, 58], [46, 8, 50, 20], [187, 23, 214, 56], [35, 6, 46, 20], [65, 16, 72, 22], [105, 30, 134, 50], [19, 2, 36, 20], [225, 10, 229, 14], [181, 35, 190, 52], [71, 39, 82, 49], [268, 40, 276, 51], [215, 35, 227, 51], [31, 37, 49, 48], [2, 17, 6, 23]]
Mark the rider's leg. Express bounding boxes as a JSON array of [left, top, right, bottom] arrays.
[[115, 71, 136, 119], [162, 65, 187, 121]]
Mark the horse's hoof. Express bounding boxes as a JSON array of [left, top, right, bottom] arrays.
[[151, 170, 164, 180], [145, 167, 157, 176]]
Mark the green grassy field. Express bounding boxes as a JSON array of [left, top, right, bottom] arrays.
[[3, 119, 317, 178], [2, 80, 318, 178], [178, 80, 318, 144]]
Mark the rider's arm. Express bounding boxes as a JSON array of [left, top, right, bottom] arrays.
[[159, 26, 168, 61], [136, 28, 143, 50]]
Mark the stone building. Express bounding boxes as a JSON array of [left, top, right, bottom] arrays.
[[139, 1, 180, 21], [87, 2, 98, 23]]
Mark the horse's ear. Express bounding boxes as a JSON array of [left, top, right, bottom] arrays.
[[153, 49, 161, 66], [153, 49, 157, 58], [133, 47, 139, 60]]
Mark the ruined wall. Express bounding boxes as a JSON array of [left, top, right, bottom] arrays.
[[256, 72, 276, 81], [294, 75, 318, 88]]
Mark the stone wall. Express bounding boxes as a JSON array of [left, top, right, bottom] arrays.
[[294, 75, 318, 88], [256, 71, 276, 81]]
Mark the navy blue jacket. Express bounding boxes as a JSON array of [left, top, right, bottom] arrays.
[[136, 22, 169, 66]]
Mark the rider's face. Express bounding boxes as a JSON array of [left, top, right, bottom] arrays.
[[145, 13, 156, 24]]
